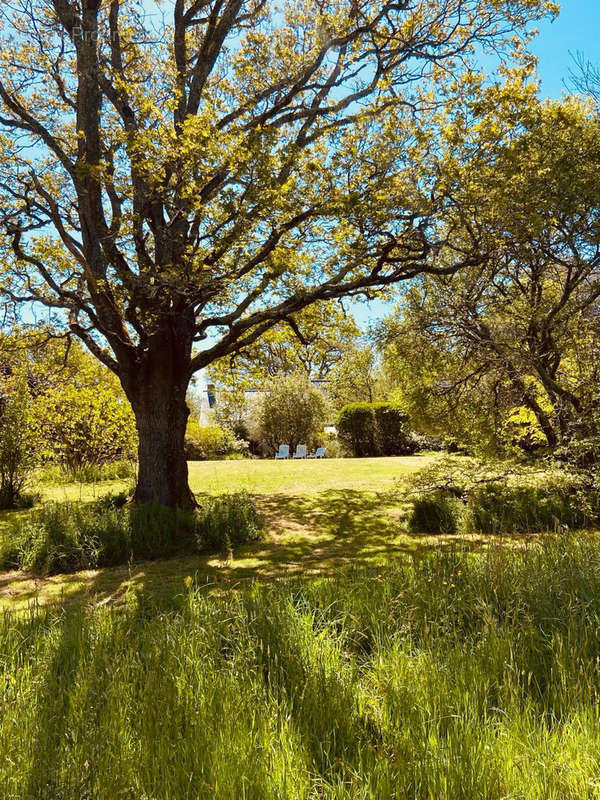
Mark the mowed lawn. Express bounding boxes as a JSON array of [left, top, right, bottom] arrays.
[[0, 456, 450, 610]]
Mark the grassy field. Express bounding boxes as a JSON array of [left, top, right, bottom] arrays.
[[1, 456, 443, 609], [3, 535, 600, 799], [2, 457, 600, 798]]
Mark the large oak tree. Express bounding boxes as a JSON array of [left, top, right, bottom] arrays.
[[0, 0, 555, 507]]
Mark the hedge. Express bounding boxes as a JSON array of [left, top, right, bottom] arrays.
[[336, 402, 415, 457]]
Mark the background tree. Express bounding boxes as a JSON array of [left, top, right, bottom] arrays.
[[252, 373, 328, 455], [382, 97, 600, 453], [0, 0, 556, 507], [326, 343, 383, 410], [208, 301, 361, 433], [210, 301, 361, 384]]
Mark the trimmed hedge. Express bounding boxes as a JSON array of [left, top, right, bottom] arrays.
[[336, 402, 415, 457]]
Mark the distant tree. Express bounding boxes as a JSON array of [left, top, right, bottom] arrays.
[[210, 301, 361, 384], [326, 345, 382, 410], [0, 0, 556, 507], [209, 301, 361, 434], [382, 98, 600, 453], [254, 373, 328, 455]]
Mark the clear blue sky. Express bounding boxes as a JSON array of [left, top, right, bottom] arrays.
[[532, 0, 600, 98]]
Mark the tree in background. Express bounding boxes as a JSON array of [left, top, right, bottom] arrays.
[[0, 371, 40, 508], [0, 0, 556, 507], [253, 373, 328, 455], [209, 301, 361, 433], [211, 302, 361, 384], [382, 97, 600, 454], [326, 344, 383, 410]]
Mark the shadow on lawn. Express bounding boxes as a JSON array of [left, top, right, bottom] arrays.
[[0, 488, 497, 611]]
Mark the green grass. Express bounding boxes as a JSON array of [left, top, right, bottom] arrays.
[[2, 535, 600, 799], [1, 456, 440, 609], [34, 455, 429, 500]]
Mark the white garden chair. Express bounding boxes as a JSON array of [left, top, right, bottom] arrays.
[[308, 446, 326, 459], [275, 444, 290, 459], [292, 444, 307, 459]]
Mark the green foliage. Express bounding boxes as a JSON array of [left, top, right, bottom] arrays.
[[0, 371, 40, 509], [210, 302, 361, 387], [0, 493, 261, 575], [185, 420, 248, 460], [41, 382, 136, 475], [38, 461, 136, 485], [408, 491, 459, 534], [337, 402, 414, 457], [465, 484, 591, 534], [403, 455, 600, 535], [254, 373, 329, 453], [326, 345, 382, 408], [6, 535, 600, 798], [198, 493, 262, 552], [336, 402, 375, 456], [381, 98, 600, 457]]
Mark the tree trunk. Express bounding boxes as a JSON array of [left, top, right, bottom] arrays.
[[128, 367, 196, 509]]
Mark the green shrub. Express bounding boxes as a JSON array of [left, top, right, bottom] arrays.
[[41, 382, 137, 474], [198, 492, 261, 552], [337, 402, 415, 457], [465, 483, 591, 534], [408, 491, 459, 534], [0, 493, 261, 575], [0, 371, 40, 509], [336, 403, 375, 457], [185, 421, 248, 460]]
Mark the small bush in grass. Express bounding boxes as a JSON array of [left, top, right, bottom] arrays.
[[408, 491, 459, 534], [198, 492, 261, 552], [465, 483, 590, 534], [0, 492, 261, 575]]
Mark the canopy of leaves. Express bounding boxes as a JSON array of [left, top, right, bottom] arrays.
[[0, 0, 557, 378]]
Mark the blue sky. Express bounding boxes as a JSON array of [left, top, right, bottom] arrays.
[[532, 0, 600, 98]]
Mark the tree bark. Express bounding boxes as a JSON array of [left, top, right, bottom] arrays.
[[121, 327, 196, 509], [129, 372, 196, 508]]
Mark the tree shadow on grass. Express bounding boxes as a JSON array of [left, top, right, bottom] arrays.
[[0, 488, 522, 611], [24, 609, 85, 799]]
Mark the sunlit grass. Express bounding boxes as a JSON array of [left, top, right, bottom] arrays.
[[0, 457, 435, 609], [2, 535, 600, 798]]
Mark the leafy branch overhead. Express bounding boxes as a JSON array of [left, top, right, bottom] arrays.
[[0, 0, 556, 376]]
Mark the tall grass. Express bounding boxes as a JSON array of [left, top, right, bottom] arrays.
[[0, 493, 261, 574], [2, 534, 600, 797]]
